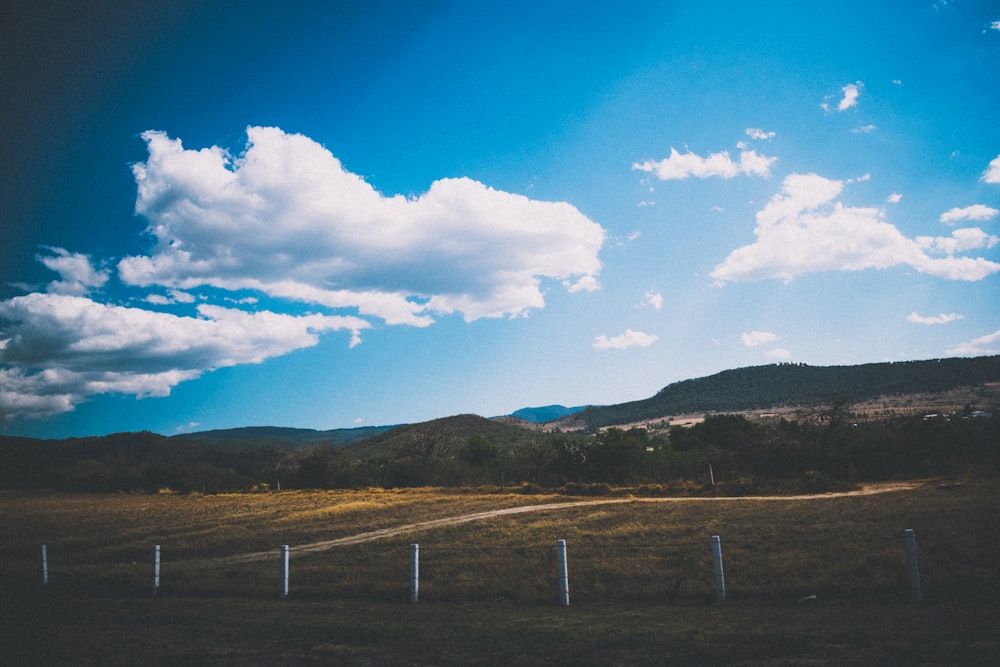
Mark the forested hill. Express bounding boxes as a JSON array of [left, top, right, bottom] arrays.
[[578, 355, 1000, 430]]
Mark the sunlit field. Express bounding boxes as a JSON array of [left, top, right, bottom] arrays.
[[2, 480, 997, 665]]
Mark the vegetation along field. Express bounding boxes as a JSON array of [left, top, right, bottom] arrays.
[[2, 479, 998, 665]]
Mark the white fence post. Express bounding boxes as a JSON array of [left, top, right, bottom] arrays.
[[711, 535, 726, 602], [904, 529, 922, 602], [280, 545, 290, 598], [410, 543, 419, 603], [41, 544, 48, 587], [557, 539, 570, 606], [153, 545, 161, 595]]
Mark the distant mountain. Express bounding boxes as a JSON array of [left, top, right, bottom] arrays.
[[509, 405, 587, 423], [344, 414, 534, 460], [172, 424, 396, 448], [577, 356, 1000, 430]]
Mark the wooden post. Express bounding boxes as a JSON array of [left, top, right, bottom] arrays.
[[153, 545, 161, 595], [410, 544, 419, 603], [280, 545, 290, 598], [711, 535, 725, 602], [557, 539, 570, 606], [707, 464, 715, 489], [904, 529, 922, 602], [40, 544, 48, 587]]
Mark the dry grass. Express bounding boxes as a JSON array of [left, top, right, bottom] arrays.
[[1, 480, 998, 665]]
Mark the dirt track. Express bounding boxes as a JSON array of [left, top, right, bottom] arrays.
[[215, 481, 925, 564]]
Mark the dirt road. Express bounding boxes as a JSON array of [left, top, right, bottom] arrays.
[[215, 481, 925, 564]]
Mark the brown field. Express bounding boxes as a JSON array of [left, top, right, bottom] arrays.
[[1, 480, 998, 665]]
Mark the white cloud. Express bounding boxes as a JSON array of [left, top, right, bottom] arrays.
[[711, 173, 1000, 283], [887, 193, 903, 204], [980, 155, 1000, 184], [632, 147, 777, 180], [939, 204, 999, 224], [643, 291, 663, 310], [764, 348, 792, 361], [907, 312, 963, 325], [145, 289, 198, 306], [169, 289, 196, 303], [121, 127, 605, 324], [947, 329, 1000, 356], [741, 330, 779, 347], [745, 128, 776, 141], [1, 126, 607, 423], [852, 125, 877, 134], [593, 329, 659, 350], [37, 248, 108, 296], [916, 228, 998, 255], [838, 83, 861, 111], [991, 20, 1000, 31], [0, 292, 369, 421]]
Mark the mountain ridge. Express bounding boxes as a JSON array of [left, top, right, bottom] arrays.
[[3, 355, 997, 445], [573, 356, 1000, 431]]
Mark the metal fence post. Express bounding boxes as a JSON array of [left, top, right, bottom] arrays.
[[153, 545, 161, 595], [557, 539, 570, 606], [711, 535, 726, 602], [280, 545, 290, 598], [41, 544, 48, 588], [905, 529, 922, 602], [410, 543, 419, 603]]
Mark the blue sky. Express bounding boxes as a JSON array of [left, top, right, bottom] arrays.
[[2, 0, 999, 439]]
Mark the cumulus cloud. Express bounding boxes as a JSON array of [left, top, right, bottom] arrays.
[[593, 329, 659, 350], [121, 127, 605, 324], [947, 329, 1000, 356], [643, 291, 663, 310], [632, 146, 777, 180], [0, 292, 368, 422], [916, 228, 998, 255], [940, 204, 999, 224], [741, 330, 779, 347], [711, 173, 1000, 283], [37, 248, 109, 295], [745, 128, 776, 141], [822, 82, 863, 112], [1, 126, 607, 422], [907, 312, 963, 325], [839, 83, 862, 110], [887, 193, 903, 204], [983, 155, 1000, 184]]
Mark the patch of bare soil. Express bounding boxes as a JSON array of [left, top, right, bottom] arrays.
[[216, 480, 927, 563]]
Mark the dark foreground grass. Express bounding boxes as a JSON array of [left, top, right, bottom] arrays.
[[3, 594, 997, 666]]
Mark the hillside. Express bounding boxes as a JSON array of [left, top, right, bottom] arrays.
[[172, 424, 396, 449], [573, 356, 1000, 430], [344, 414, 539, 461], [509, 405, 586, 423], [2, 355, 998, 492]]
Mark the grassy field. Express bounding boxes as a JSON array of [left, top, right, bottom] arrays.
[[1, 481, 998, 665]]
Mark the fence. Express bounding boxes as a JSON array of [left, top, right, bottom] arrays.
[[7, 529, 935, 605]]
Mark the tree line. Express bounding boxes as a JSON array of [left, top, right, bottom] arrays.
[[2, 411, 996, 494]]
